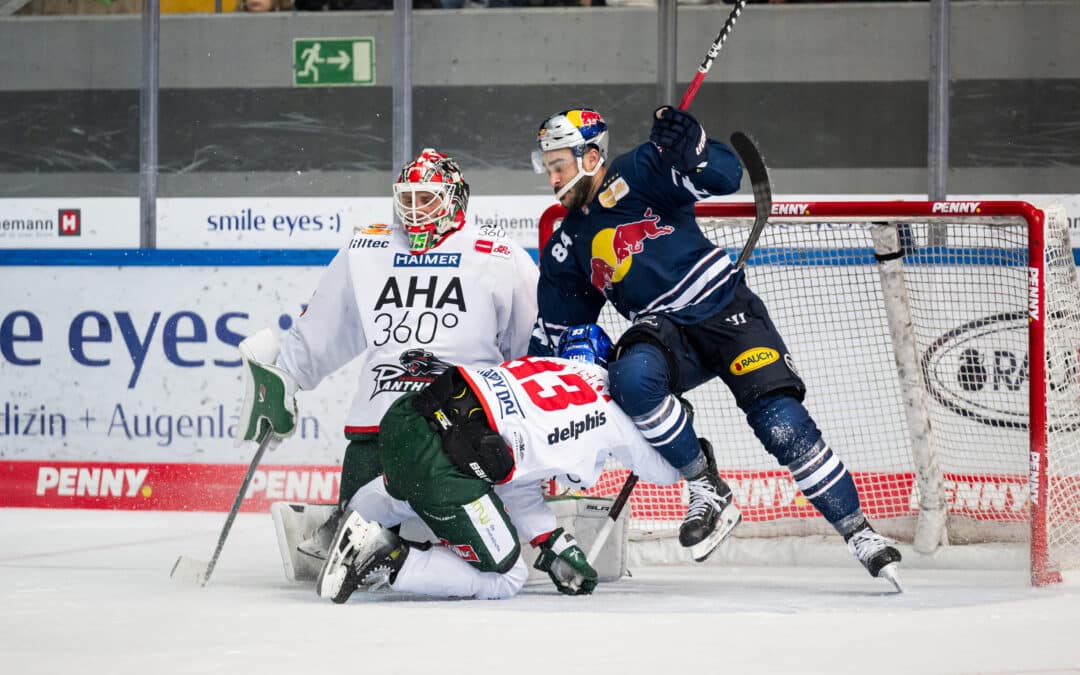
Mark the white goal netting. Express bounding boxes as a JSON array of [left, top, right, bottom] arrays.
[[541, 200, 1080, 583]]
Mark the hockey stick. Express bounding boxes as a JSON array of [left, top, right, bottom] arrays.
[[730, 131, 773, 269], [667, 0, 769, 269], [677, 0, 748, 111], [170, 429, 275, 587], [586, 472, 639, 563]]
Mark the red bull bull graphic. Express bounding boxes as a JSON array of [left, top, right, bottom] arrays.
[[589, 208, 673, 291], [575, 109, 604, 128]]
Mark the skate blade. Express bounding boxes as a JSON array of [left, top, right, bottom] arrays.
[[171, 555, 209, 587], [690, 505, 743, 563], [878, 563, 904, 593]]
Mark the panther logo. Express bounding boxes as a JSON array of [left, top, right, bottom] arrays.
[[369, 349, 453, 399], [400, 349, 452, 377]]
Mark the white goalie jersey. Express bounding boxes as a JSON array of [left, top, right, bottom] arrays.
[[459, 357, 681, 540], [277, 224, 538, 433]]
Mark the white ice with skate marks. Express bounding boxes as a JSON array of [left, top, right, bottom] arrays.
[[2, 508, 1079, 675]]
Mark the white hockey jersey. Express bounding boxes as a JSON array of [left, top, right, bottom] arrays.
[[460, 357, 681, 541], [278, 224, 538, 433]]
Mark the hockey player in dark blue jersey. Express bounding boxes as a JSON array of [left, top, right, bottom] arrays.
[[528, 107, 902, 589]]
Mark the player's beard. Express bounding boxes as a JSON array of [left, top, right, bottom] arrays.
[[559, 174, 596, 213]]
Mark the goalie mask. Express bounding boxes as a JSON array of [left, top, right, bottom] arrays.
[[393, 148, 471, 254], [557, 324, 614, 368], [532, 108, 610, 201]]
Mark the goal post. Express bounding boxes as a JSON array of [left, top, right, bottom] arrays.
[[537, 200, 1080, 586]]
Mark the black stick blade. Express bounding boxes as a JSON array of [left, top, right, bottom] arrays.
[[729, 131, 773, 269]]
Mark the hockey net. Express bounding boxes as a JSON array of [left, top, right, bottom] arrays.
[[538, 200, 1080, 584]]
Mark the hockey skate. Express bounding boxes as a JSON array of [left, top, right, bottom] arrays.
[[296, 506, 344, 563], [679, 438, 742, 562], [845, 521, 903, 592], [316, 511, 410, 604]]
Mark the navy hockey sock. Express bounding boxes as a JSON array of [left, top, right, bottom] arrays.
[[746, 394, 861, 526], [609, 343, 701, 472]]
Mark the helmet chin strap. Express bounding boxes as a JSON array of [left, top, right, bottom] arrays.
[[555, 155, 604, 201]]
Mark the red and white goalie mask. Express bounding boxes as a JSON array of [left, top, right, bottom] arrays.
[[393, 148, 470, 254]]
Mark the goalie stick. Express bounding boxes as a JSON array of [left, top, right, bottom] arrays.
[[170, 428, 275, 587]]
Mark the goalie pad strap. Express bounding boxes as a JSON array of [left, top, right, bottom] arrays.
[[412, 368, 514, 484]]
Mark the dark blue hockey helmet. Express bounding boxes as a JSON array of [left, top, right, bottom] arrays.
[[557, 324, 614, 368]]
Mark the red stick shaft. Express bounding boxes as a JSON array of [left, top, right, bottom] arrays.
[[678, 72, 706, 111], [675, 0, 747, 111]]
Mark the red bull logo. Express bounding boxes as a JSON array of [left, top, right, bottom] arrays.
[[565, 109, 604, 129], [577, 109, 604, 127], [612, 209, 671, 258], [589, 208, 673, 291], [590, 257, 617, 292]]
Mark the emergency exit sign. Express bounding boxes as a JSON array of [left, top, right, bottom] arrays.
[[293, 38, 375, 87]]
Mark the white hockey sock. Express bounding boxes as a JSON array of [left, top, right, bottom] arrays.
[[391, 546, 528, 600]]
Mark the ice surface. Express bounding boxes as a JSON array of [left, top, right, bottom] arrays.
[[2, 509, 1078, 675]]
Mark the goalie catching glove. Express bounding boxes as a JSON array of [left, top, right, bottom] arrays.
[[236, 328, 299, 448], [533, 528, 598, 596], [649, 106, 709, 174]]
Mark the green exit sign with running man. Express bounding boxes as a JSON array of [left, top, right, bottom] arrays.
[[293, 38, 375, 87]]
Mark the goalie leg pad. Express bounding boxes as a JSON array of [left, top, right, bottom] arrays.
[[280, 477, 420, 580], [271, 502, 342, 582]]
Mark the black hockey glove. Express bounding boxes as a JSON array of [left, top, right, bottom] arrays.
[[533, 528, 598, 596], [649, 106, 709, 173]]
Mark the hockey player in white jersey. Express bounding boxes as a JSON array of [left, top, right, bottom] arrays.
[[234, 148, 539, 564], [312, 324, 736, 602]]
